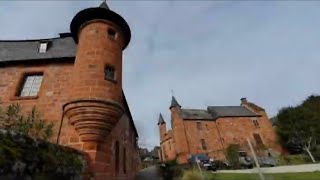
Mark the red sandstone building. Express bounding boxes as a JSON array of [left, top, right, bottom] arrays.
[[158, 96, 282, 164], [0, 2, 140, 180]]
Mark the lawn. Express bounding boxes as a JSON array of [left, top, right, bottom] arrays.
[[213, 172, 320, 180]]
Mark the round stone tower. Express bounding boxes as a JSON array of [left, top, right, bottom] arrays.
[[64, 2, 131, 142]]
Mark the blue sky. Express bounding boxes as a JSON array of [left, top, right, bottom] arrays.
[[1, 1, 320, 149]]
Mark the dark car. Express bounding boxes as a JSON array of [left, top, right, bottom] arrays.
[[188, 154, 216, 171], [212, 160, 229, 170]]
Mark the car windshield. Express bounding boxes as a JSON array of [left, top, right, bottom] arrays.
[[195, 154, 208, 160]]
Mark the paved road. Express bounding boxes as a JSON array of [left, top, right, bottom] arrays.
[[218, 163, 320, 174], [135, 165, 164, 180]]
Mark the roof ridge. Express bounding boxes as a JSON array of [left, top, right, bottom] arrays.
[[208, 105, 243, 107], [0, 33, 72, 42]]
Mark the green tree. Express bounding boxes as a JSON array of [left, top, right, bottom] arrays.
[[0, 104, 53, 140], [276, 95, 320, 162], [226, 144, 240, 169]]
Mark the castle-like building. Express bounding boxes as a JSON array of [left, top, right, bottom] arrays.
[[158, 96, 281, 164], [0, 2, 139, 180]]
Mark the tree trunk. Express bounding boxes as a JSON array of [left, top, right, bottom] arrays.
[[304, 147, 316, 163]]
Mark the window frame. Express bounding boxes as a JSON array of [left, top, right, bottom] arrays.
[[104, 65, 116, 82], [14, 72, 44, 99]]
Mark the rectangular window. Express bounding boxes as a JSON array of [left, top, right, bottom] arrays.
[[253, 133, 264, 146], [201, 139, 207, 150], [19, 74, 43, 97], [253, 119, 260, 128], [197, 122, 202, 130], [105, 66, 115, 80], [123, 148, 126, 174]]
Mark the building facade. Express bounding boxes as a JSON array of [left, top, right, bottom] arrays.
[[0, 2, 140, 180], [158, 96, 282, 164]]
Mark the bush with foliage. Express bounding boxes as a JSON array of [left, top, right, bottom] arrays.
[[277, 154, 312, 166], [0, 104, 53, 140], [226, 144, 240, 169], [0, 103, 86, 178], [180, 168, 214, 180], [0, 129, 86, 178]]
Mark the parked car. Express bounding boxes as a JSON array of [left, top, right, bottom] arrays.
[[258, 154, 277, 167], [188, 154, 217, 171], [211, 160, 229, 170], [238, 151, 253, 169]]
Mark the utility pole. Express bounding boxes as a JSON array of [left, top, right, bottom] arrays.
[[247, 138, 265, 180]]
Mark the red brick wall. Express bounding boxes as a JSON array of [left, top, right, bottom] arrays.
[[159, 130, 176, 162], [170, 107, 189, 164], [0, 61, 74, 140], [59, 114, 140, 180], [165, 105, 282, 164], [0, 61, 140, 179], [183, 120, 225, 160], [159, 123, 167, 143]]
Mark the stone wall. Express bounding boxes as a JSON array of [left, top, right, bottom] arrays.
[[160, 102, 281, 164], [0, 61, 140, 180]]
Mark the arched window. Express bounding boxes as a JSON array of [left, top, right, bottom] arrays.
[[115, 141, 119, 174], [123, 147, 126, 174]]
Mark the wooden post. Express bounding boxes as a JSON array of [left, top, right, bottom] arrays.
[[195, 157, 204, 180], [247, 138, 265, 180]]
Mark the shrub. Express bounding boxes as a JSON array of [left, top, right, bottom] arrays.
[[226, 144, 240, 169], [0, 104, 53, 140], [181, 168, 215, 180], [0, 129, 86, 178], [181, 168, 202, 180], [164, 159, 178, 167], [277, 154, 311, 165]]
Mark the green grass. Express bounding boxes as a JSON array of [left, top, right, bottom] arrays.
[[213, 172, 320, 180]]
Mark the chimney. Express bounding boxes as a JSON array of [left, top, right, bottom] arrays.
[[241, 97, 248, 104]]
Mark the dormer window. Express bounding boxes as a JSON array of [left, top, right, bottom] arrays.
[[38, 41, 48, 53]]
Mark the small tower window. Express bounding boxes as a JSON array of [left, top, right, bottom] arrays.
[[108, 28, 116, 40], [38, 41, 48, 53], [105, 66, 115, 81]]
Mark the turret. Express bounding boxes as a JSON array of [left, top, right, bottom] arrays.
[[157, 113, 167, 142], [168, 96, 189, 163], [169, 96, 181, 110], [64, 2, 131, 142]]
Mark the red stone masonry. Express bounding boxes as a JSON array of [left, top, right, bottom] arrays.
[[159, 98, 282, 164]]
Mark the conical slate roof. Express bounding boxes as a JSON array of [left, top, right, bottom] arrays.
[[157, 113, 166, 125], [170, 96, 181, 109], [70, 1, 131, 49], [99, 1, 110, 10]]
